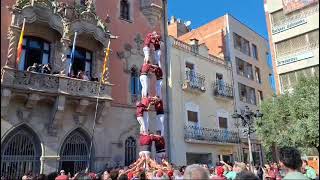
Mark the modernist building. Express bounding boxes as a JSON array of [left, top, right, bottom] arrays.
[[168, 14, 274, 165], [264, 0, 319, 94], [167, 36, 240, 166], [1, 0, 165, 179]]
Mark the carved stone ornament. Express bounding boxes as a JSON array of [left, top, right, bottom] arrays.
[[117, 34, 146, 73], [16, 108, 32, 122]]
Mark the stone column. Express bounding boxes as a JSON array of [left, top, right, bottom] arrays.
[[6, 25, 21, 68], [59, 20, 71, 75], [59, 38, 71, 75]]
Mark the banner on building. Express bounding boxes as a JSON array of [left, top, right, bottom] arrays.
[[282, 0, 318, 14]]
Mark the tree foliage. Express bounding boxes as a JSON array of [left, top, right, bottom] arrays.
[[255, 76, 319, 154]]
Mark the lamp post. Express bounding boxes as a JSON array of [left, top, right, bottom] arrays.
[[232, 106, 263, 172]]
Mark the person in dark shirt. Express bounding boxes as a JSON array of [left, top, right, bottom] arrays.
[[153, 131, 166, 164]]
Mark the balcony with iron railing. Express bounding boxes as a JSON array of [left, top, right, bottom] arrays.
[[213, 81, 234, 99], [272, 5, 319, 28], [1, 67, 112, 101], [182, 70, 206, 93], [184, 125, 240, 144]]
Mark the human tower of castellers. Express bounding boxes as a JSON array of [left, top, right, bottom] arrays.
[[130, 31, 172, 173]]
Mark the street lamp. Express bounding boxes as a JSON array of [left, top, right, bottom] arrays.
[[232, 106, 263, 172]]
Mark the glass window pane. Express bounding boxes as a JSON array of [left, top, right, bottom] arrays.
[[44, 43, 49, 51], [86, 52, 91, 60], [29, 40, 41, 49], [42, 53, 49, 65], [85, 61, 91, 74]]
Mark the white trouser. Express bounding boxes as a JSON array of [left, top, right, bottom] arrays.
[[143, 111, 149, 133], [140, 75, 149, 97], [154, 50, 161, 68], [137, 116, 145, 134], [156, 79, 163, 98], [139, 151, 151, 158], [143, 46, 150, 63], [155, 152, 166, 164], [156, 114, 165, 136]]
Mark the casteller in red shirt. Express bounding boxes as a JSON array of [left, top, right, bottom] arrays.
[[153, 135, 165, 153], [141, 97, 154, 107], [154, 99, 164, 115], [154, 66, 163, 80], [153, 35, 161, 51], [139, 134, 154, 151], [144, 33, 153, 47], [136, 101, 147, 118], [140, 63, 155, 75]]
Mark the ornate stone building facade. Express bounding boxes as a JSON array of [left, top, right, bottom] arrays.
[[1, 0, 165, 178]]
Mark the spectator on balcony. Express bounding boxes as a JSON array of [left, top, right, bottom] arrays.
[[77, 70, 84, 79], [42, 64, 51, 74], [83, 71, 90, 81], [26, 63, 39, 73]]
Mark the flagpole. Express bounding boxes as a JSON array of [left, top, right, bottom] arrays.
[[68, 31, 78, 76], [15, 18, 26, 68], [87, 34, 115, 171]]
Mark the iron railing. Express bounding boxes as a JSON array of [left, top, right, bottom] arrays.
[[185, 70, 206, 90], [272, 5, 319, 27], [213, 81, 233, 98], [184, 125, 240, 144]]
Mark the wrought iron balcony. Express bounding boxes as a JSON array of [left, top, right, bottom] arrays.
[[184, 125, 240, 144], [182, 70, 206, 93], [1, 67, 112, 101], [213, 81, 234, 99]]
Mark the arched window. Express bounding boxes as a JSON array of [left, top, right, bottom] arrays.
[[1, 125, 42, 179], [18, 36, 51, 71], [130, 67, 142, 102], [120, 0, 130, 20], [59, 129, 91, 176], [125, 137, 136, 166]]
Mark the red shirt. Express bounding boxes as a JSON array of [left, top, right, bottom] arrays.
[[136, 102, 147, 117], [154, 66, 163, 80], [55, 175, 69, 180], [154, 99, 164, 115], [140, 64, 154, 75], [153, 135, 165, 151], [139, 134, 154, 146], [141, 97, 153, 107], [153, 35, 161, 50], [144, 33, 153, 47]]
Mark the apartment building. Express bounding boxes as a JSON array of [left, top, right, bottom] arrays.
[[167, 36, 240, 165], [264, 0, 319, 94], [1, 0, 165, 178], [169, 14, 274, 165]]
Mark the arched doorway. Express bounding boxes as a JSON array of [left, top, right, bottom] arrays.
[[59, 129, 91, 176], [1, 125, 42, 179], [125, 137, 136, 166]]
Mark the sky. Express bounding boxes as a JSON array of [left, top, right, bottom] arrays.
[[168, 0, 269, 39]]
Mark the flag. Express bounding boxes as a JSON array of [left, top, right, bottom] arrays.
[[101, 40, 111, 83], [68, 32, 78, 76], [16, 18, 26, 66]]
